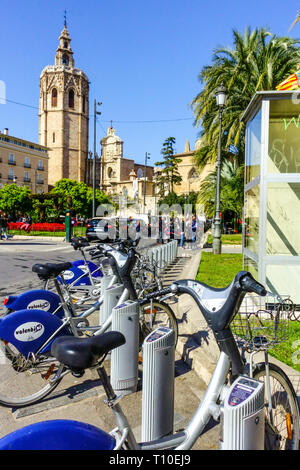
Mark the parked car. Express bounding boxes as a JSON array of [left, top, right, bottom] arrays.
[[86, 217, 119, 242]]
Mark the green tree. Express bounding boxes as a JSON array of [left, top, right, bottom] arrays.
[[0, 184, 32, 217], [197, 160, 244, 219], [155, 137, 182, 193], [191, 27, 300, 168], [50, 179, 113, 218], [158, 191, 199, 214]]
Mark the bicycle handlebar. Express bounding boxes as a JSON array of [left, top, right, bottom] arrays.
[[239, 273, 267, 296]]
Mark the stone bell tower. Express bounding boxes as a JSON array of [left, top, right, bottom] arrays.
[[39, 21, 89, 186]]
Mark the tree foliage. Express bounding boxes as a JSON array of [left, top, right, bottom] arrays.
[[158, 191, 199, 214], [50, 179, 113, 218], [191, 27, 300, 167], [0, 184, 32, 216], [197, 160, 244, 218], [155, 137, 182, 194]]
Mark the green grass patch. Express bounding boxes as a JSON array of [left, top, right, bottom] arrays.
[[269, 321, 300, 374], [196, 252, 243, 288], [8, 226, 86, 238], [197, 251, 300, 372], [207, 233, 242, 245]]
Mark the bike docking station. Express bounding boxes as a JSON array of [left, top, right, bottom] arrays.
[[141, 327, 175, 442], [111, 300, 139, 396], [219, 376, 265, 450], [100, 278, 124, 331]]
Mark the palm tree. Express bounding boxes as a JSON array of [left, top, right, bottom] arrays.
[[197, 159, 244, 219], [191, 27, 300, 168]]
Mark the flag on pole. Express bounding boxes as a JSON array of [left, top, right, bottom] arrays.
[[276, 71, 300, 91]]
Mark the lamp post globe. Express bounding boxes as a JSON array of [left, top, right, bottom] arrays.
[[213, 83, 227, 255]]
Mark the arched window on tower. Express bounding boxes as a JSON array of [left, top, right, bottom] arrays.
[[82, 95, 86, 114], [69, 89, 74, 109], [188, 168, 199, 179], [62, 54, 69, 65], [51, 88, 57, 107]]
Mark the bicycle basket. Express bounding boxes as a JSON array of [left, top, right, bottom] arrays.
[[231, 294, 294, 351]]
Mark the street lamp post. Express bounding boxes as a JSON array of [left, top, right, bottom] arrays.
[[213, 83, 227, 255], [143, 152, 150, 213], [93, 100, 102, 218]]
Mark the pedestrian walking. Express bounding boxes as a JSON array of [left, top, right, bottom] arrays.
[[1, 213, 8, 240]]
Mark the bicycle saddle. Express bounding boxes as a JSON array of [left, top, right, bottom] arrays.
[[32, 262, 72, 280], [71, 237, 90, 250], [51, 332, 125, 372]]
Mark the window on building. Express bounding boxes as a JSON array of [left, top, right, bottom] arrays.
[[37, 174, 43, 184], [53, 132, 55, 143], [64, 41, 68, 49], [24, 171, 30, 182], [52, 88, 57, 107], [38, 160, 44, 170], [8, 168, 14, 180], [62, 54, 69, 65], [25, 157, 30, 168], [8, 153, 15, 164], [82, 95, 86, 113], [69, 89, 74, 108]]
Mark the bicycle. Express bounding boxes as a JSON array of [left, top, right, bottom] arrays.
[[42, 237, 105, 304], [0, 270, 297, 450], [0, 239, 178, 407]]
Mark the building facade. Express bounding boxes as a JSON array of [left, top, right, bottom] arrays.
[[0, 128, 48, 193], [39, 24, 89, 187], [86, 126, 155, 210], [172, 138, 214, 195]]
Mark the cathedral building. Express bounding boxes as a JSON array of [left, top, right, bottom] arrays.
[[39, 23, 89, 187]]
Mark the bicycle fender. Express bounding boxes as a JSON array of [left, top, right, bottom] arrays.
[[0, 309, 71, 357], [0, 420, 116, 450], [57, 260, 103, 286], [72, 260, 103, 279], [4, 290, 64, 319]]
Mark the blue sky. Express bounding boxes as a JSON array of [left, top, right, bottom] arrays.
[[1, 0, 300, 167]]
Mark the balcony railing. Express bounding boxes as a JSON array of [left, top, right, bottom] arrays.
[[8, 160, 16, 165], [24, 177, 31, 183], [24, 163, 31, 168]]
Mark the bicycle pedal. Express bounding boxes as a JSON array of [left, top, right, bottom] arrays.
[[43, 363, 55, 381]]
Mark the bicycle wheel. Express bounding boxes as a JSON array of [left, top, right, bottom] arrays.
[[0, 339, 63, 407], [253, 362, 300, 450], [139, 300, 178, 346], [44, 278, 101, 305]]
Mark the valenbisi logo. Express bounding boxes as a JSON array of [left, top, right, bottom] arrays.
[[27, 300, 51, 311], [14, 322, 45, 342], [62, 270, 75, 280]]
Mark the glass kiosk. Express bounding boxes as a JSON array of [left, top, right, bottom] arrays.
[[242, 90, 300, 304]]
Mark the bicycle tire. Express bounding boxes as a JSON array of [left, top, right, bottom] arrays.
[[253, 362, 300, 450], [139, 300, 178, 346], [0, 339, 63, 407]]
